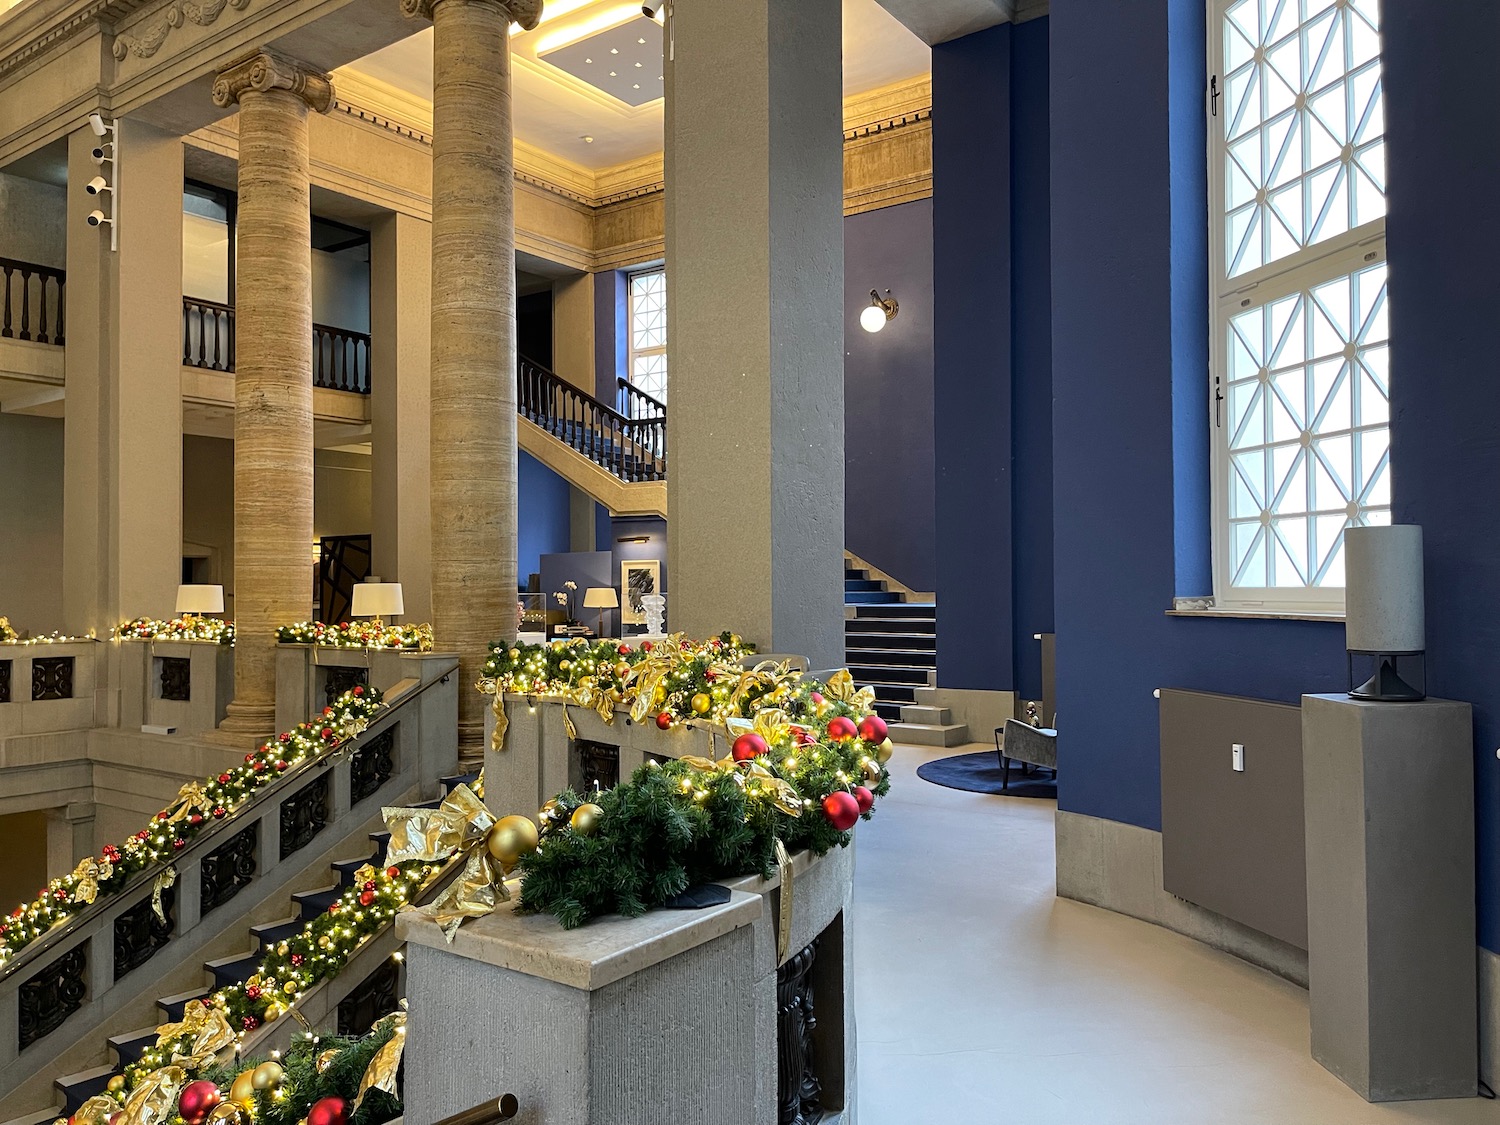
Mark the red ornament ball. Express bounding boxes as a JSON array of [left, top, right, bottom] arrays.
[[857, 715, 889, 744], [323, 706, 334, 717], [173, 838, 186, 850], [189, 814, 203, 826], [826, 716, 859, 742], [217, 773, 231, 785], [279, 732, 291, 743], [732, 732, 769, 762], [386, 866, 401, 879], [251, 761, 266, 773], [641, 641, 654, 652], [156, 812, 168, 822], [359, 890, 376, 906], [245, 985, 262, 1001], [822, 791, 861, 832], [290, 953, 305, 967], [244, 753, 255, 764], [241, 1015, 259, 1031], [810, 691, 824, 705], [353, 685, 365, 696], [274, 760, 288, 772], [321, 727, 334, 739], [178, 1080, 221, 1125], [655, 712, 673, 731], [212, 807, 226, 819], [853, 786, 875, 814], [328, 902, 340, 914], [307, 1097, 350, 1125], [363, 880, 376, 892], [618, 643, 632, 655]]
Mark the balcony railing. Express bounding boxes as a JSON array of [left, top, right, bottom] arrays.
[[519, 356, 666, 482], [617, 375, 666, 423], [1, 257, 65, 345], [182, 298, 371, 395]]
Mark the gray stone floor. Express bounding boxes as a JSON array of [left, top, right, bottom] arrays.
[[853, 744, 1500, 1124]]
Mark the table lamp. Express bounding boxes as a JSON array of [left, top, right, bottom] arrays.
[[352, 578, 404, 627], [175, 584, 224, 622], [583, 587, 618, 637]]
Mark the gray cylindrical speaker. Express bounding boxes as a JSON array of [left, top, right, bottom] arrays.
[[1345, 525, 1425, 654]]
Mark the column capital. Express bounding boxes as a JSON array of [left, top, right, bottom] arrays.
[[212, 48, 334, 113], [402, 0, 541, 29]]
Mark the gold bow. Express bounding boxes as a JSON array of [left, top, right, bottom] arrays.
[[821, 669, 877, 712], [64, 1096, 116, 1125], [152, 867, 177, 923], [383, 784, 506, 941], [724, 707, 795, 749], [118, 1064, 187, 1125], [71, 855, 114, 905], [155, 1000, 236, 1069], [354, 1003, 407, 1110], [678, 755, 803, 817], [162, 782, 209, 825]]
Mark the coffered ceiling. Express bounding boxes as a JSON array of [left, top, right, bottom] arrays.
[[342, 0, 930, 170]]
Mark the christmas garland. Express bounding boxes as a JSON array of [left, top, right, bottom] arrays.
[[276, 621, 434, 651], [0, 616, 97, 645], [113, 616, 236, 644], [0, 688, 382, 969], [0, 615, 15, 643]]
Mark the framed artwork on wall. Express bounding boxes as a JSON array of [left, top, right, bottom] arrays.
[[621, 560, 661, 626]]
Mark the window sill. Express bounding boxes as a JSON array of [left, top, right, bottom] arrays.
[[1166, 607, 1345, 624]]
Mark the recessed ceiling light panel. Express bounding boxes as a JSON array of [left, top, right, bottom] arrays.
[[540, 14, 664, 107]]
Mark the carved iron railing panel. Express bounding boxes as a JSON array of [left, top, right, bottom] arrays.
[[337, 957, 401, 1037], [279, 774, 330, 858], [113, 887, 174, 980], [0, 658, 10, 703], [351, 726, 396, 805], [159, 656, 192, 702], [323, 664, 369, 709], [200, 824, 258, 916], [18, 944, 87, 1050], [30, 656, 73, 700], [571, 740, 620, 794], [777, 938, 824, 1125]]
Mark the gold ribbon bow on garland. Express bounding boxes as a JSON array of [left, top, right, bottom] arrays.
[[821, 668, 878, 712], [354, 1002, 407, 1110], [678, 753, 805, 817], [71, 855, 114, 905], [161, 781, 209, 825], [383, 783, 529, 941], [154, 999, 237, 1069], [119, 1064, 188, 1125]]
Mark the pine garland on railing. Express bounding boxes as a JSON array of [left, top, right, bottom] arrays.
[[276, 621, 434, 651], [0, 688, 382, 969], [112, 616, 236, 644]]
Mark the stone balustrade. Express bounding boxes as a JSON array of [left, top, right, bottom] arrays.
[[0, 641, 99, 739], [275, 643, 425, 731], [116, 639, 234, 735]]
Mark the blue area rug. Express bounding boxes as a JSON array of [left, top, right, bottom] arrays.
[[915, 751, 1058, 798]]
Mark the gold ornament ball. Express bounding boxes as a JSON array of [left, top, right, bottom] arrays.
[[508, 648, 520, 659], [318, 935, 332, 949], [614, 662, 630, 679], [691, 693, 711, 715], [107, 1075, 125, 1094], [283, 980, 298, 994], [875, 738, 894, 764], [863, 758, 883, 782], [252, 1062, 285, 1091], [263, 1001, 286, 1023], [570, 802, 605, 835], [230, 1068, 258, 1105], [486, 815, 540, 866], [559, 659, 572, 672]]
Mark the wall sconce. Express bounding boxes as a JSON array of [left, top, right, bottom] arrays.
[[860, 289, 898, 333]]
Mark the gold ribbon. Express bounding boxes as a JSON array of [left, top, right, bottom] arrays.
[[490, 689, 509, 752], [677, 755, 802, 817], [821, 669, 877, 713], [354, 1003, 407, 1110], [118, 1064, 187, 1125], [154, 999, 236, 1069], [162, 781, 209, 825], [65, 1096, 116, 1125], [775, 839, 794, 962], [71, 855, 114, 904], [382, 784, 508, 941], [152, 866, 177, 923]]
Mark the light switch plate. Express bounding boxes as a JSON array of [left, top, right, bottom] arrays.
[[1232, 743, 1245, 772]]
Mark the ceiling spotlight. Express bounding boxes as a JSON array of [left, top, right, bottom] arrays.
[[86, 209, 111, 228], [582, 135, 594, 143], [642, 0, 665, 16], [85, 175, 111, 195], [88, 112, 111, 137], [860, 289, 899, 333]]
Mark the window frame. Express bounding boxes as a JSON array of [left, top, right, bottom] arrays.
[[1206, 0, 1388, 614], [625, 265, 667, 410]]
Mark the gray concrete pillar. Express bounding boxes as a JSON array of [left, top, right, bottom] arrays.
[[663, 0, 845, 667]]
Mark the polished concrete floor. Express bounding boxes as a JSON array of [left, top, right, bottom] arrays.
[[853, 743, 1500, 1125]]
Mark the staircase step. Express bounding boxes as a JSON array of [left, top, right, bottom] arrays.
[[845, 618, 936, 634], [888, 721, 971, 748], [844, 591, 903, 605], [865, 683, 918, 704], [55, 1064, 116, 1115], [843, 568, 868, 581], [440, 772, 481, 793], [842, 579, 885, 593], [108, 1025, 163, 1068], [841, 645, 937, 665], [844, 632, 937, 651], [204, 950, 261, 990], [331, 853, 383, 886], [847, 664, 932, 686], [157, 988, 210, 1023], [854, 602, 935, 618], [1, 1105, 64, 1125], [250, 915, 304, 950], [872, 701, 905, 722], [900, 704, 954, 725], [293, 884, 343, 921]]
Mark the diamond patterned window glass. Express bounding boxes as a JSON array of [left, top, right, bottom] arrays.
[[1221, 0, 1385, 278], [1212, 0, 1388, 607], [627, 268, 667, 411]]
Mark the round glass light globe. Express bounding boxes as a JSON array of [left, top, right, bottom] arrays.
[[860, 304, 887, 333]]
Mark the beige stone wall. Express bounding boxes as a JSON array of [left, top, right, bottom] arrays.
[[0, 810, 50, 910], [0, 413, 64, 630], [314, 449, 372, 539], [0, 170, 65, 267], [183, 433, 236, 609]]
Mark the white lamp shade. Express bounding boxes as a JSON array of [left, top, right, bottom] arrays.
[[1345, 525, 1425, 653], [351, 582, 404, 618], [175, 584, 224, 614], [584, 587, 619, 609]]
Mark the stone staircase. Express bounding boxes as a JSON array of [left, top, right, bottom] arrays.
[[842, 563, 969, 747], [3, 774, 474, 1125]]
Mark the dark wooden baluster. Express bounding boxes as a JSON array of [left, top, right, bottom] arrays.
[[19, 270, 31, 340], [54, 275, 65, 346], [183, 303, 192, 363], [199, 307, 209, 367], [36, 275, 50, 343], [2, 265, 11, 338]]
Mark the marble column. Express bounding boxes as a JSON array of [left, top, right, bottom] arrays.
[[664, 0, 846, 668], [407, 0, 540, 764], [210, 50, 333, 741]]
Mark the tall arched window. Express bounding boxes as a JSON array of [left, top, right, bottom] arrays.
[[627, 267, 667, 410]]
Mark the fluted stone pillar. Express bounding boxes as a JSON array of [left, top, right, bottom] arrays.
[[408, 0, 540, 765], [211, 50, 333, 742]]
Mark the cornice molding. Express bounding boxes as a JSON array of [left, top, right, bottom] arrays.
[[111, 0, 249, 61]]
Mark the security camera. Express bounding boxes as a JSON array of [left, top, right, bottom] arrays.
[[86, 208, 110, 227], [642, 0, 665, 17], [88, 112, 110, 137], [91, 143, 113, 164], [85, 175, 111, 195]]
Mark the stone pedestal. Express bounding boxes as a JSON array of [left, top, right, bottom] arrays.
[[117, 639, 233, 735], [274, 644, 431, 731], [398, 843, 857, 1125], [0, 641, 100, 737], [1302, 693, 1476, 1101]]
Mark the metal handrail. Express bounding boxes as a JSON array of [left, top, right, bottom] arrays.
[[616, 375, 666, 418], [519, 355, 666, 483], [434, 1094, 520, 1125]]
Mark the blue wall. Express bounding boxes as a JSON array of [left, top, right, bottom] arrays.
[[844, 199, 937, 593], [518, 450, 572, 585], [1048, 0, 1346, 833], [1383, 0, 1500, 952]]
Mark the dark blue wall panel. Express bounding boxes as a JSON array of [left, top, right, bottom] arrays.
[[1384, 0, 1500, 952], [844, 199, 937, 593], [518, 450, 572, 586]]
